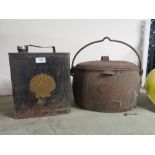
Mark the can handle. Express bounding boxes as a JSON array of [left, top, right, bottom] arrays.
[[27, 45, 56, 53], [18, 45, 56, 53], [71, 37, 143, 76]]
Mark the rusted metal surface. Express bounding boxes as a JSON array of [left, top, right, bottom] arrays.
[[71, 37, 142, 112], [75, 60, 139, 71], [9, 45, 71, 119], [72, 69, 140, 112]]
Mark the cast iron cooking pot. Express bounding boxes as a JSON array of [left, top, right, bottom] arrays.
[[70, 37, 143, 112]]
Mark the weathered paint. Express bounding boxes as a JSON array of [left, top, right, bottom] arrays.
[[9, 52, 71, 119]]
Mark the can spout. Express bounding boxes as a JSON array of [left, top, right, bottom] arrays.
[[17, 45, 28, 53]]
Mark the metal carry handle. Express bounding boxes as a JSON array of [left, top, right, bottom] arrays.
[[27, 45, 56, 53], [17, 45, 56, 53], [71, 36, 143, 76]]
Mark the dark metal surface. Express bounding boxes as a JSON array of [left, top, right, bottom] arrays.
[[71, 37, 142, 112], [9, 50, 71, 119]]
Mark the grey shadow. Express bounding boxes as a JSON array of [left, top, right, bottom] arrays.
[[0, 95, 15, 118], [70, 91, 77, 108], [137, 91, 155, 113]]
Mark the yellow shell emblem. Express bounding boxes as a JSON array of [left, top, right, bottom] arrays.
[[29, 73, 56, 99]]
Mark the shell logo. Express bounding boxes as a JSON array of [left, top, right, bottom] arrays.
[[29, 73, 56, 99]]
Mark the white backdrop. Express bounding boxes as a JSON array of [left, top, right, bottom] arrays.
[[0, 19, 149, 95]]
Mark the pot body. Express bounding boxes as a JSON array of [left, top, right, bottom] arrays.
[[73, 69, 140, 112]]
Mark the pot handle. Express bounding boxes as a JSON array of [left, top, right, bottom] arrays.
[[70, 37, 143, 76], [17, 45, 56, 53]]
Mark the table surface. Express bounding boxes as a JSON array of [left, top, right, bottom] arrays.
[[0, 89, 155, 135]]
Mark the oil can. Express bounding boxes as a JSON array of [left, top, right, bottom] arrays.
[[9, 45, 71, 119]]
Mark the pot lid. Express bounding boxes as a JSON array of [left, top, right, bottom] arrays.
[[75, 56, 139, 71]]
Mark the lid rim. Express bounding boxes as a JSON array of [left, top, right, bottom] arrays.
[[75, 60, 138, 71], [75, 67, 139, 71]]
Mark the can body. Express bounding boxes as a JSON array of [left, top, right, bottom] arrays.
[[9, 53, 71, 119]]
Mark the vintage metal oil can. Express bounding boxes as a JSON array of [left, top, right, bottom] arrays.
[[9, 45, 71, 119]]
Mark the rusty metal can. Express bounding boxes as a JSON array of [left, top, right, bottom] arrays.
[[70, 37, 143, 112], [9, 45, 71, 119]]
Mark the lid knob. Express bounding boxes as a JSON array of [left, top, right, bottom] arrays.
[[101, 56, 109, 61]]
